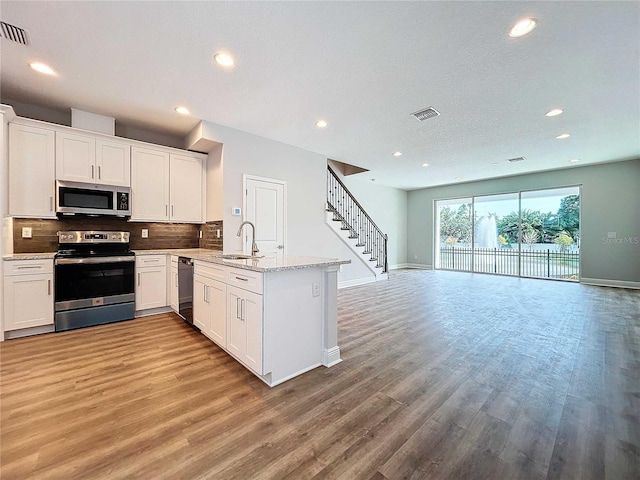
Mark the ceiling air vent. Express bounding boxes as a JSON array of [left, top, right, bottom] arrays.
[[0, 21, 29, 45], [411, 106, 440, 121], [507, 156, 526, 163]]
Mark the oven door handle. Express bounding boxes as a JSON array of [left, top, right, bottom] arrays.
[[55, 256, 136, 265]]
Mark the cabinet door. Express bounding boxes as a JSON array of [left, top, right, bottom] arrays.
[[242, 289, 263, 374], [3, 273, 54, 330], [9, 123, 56, 218], [170, 264, 179, 312], [56, 131, 97, 183], [135, 266, 167, 310], [170, 153, 203, 223], [207, 279, 227, 348], [193, 275, 208, 331], [131, 146, 170, 221], [96, 139, 131, 187], [227, 285, 263, 374]]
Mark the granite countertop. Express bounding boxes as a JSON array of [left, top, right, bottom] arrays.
[[4, 248, 350, 273], [3, 252, 57, 261], [136, 248, 350, 272]]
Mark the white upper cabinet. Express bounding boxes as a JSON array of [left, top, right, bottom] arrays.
[[131, 146, 204, 223], [96, 139, 131, 186], [9, 123, 56, 219], [56, 131, 130, 186], [170, 153, 203, 223], [131, 146, 170, 221]]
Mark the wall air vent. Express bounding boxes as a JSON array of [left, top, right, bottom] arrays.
[[0, 21, 29, 45], [411, 106, 440, 121], [507, 156, 527, 163]]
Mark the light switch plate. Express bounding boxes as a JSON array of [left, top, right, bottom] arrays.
[[22, 227, 32, 239], [232, 207, 242, 216], [141, 229, 149, 238], [312, 282, 320, 297]]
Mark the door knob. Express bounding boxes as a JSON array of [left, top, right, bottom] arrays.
[[277, 244, 284, 249]]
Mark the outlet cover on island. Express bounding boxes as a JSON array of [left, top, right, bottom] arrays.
[[22, 227, 32, 239], [141, 229, 149, 238]]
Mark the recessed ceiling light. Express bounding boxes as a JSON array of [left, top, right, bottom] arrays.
[[556, 133, 571, 139], [214, 52, 234, 67], [455, 177, 463, 181], [421, 163, 430, 167], [546, 108, 563, 117], [509, 18, 537, 38], [569, 158, 580, 163], [175, 106, 190, 115], [29, 61, 56, 75], [315, 120, 328, 128], [393, 151, 402, 157]]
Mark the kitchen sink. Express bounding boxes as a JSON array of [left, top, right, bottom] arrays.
[[217, 254, 261, 260]]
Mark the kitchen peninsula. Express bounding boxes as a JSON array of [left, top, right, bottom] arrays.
[[138, 249, 348, 387]]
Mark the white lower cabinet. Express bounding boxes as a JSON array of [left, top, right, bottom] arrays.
[[135, 255, 167, 311], [227, 285, 263, 374], [193, 262, 227, 347], [3, 259, 54, 331]]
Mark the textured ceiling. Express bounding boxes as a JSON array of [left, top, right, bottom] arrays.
[[1, 1, 638, 190]]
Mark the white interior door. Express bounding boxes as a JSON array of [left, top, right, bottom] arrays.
[[244, 176, 286, 255]]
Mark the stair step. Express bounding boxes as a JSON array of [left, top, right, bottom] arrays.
[[348, 236, 358, 239], [369, 258, 377, 262], [363, 250, 371, 254], [340, 227, 351, 231], [356, 243, 365, 247]]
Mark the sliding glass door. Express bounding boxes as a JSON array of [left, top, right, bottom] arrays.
[[435, 186, 580, 281]]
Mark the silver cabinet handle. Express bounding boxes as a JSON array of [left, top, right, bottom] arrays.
[[165, 205, 168, 216], [17, 265, 41, 269], [91, 165, 95, 179], [171, 205, 174, 217], [241, 299, 245, 321], [235, 276, 248, 282], [48, 279, 51, 295], [236, 297, 241, 319], [98, 165, 101, 179], [203, 284, 207, 303], [137, 273, 141, 286]]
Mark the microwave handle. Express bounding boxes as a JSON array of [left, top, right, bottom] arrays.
[[50, 196, 53, 212]]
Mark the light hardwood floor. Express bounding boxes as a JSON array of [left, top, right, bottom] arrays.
[[1, 269, 638, 479]]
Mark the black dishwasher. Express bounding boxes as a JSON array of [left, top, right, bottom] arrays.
[[178, 257, 195, 328]]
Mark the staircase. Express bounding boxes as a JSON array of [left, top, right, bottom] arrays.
[[326, 166, 388, 280]]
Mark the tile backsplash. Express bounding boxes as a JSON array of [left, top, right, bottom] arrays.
[[12, 217, 205, 253], [200, 221, 223, 250]]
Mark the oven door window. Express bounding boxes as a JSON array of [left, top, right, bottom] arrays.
[[59, 187, 113, 210], [55, 262, 134, 301]]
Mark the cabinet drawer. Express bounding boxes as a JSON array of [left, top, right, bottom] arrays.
[[226, 266, 263, 294], [194, 261, 225, 282], [4, 259, 54, 276], [135, 255, 166, 267]]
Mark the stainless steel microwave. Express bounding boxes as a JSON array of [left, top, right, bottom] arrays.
[[56, 180, 131, 217]]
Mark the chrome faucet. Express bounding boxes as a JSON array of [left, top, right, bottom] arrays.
[[237, 221, 259, 256]]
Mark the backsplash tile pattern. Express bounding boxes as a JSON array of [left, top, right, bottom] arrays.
[[200, 221, 223, 250], [12, 218, 200, 253]]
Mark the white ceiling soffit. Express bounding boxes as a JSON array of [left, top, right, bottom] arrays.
[[1, 1, 638, 190]]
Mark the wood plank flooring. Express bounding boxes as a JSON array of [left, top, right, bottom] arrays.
[[1, 269, 638, 479]]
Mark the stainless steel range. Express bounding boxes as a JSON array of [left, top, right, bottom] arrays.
[[54, 231, 135, 332]]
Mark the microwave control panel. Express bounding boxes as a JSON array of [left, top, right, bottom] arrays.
[[117, 192, 129, 211]]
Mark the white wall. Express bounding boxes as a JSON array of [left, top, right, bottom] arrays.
[[407, 159, 640, 286], [188, 121, 374, 284], [329, 161, 408, 268]]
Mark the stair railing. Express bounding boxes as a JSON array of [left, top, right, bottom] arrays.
[[327, 166, 388, 273]]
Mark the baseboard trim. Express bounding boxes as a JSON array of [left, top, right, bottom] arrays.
[[338, 277, 377, 289], [580, 278, 640, 290], [390, 263, 408, 270], [323, 346, 342, 367], [135, 306, 173, 318], [404, 263, 433, 270]]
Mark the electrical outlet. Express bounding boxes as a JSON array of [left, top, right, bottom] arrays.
[[199, 230, 203, 239], [141, 229, 149, 238], [21, 227, 32, 239], [217, 229, 221, 238], [312, 282, 320, 297]]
